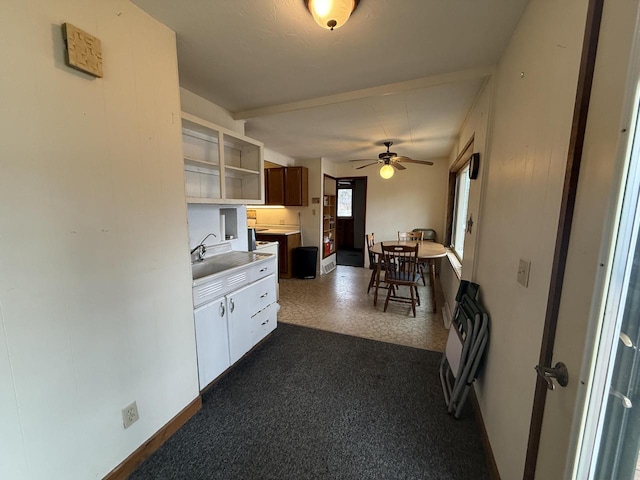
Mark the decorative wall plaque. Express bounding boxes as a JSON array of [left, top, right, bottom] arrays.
[[62, 23, 103, 78]]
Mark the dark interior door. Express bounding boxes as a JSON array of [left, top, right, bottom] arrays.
[[336, 177, 366, 267]]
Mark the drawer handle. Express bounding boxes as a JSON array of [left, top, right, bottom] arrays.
[[260, 292, 269, 298], [229, 298, 235, 313], [261, 319, 270, 326], [259, 267, 267, 272]]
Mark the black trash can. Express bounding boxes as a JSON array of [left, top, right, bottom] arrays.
[[293, 246, 318, 279]]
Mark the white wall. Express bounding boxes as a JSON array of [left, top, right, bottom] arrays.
[[440, 79, 494, 339], [335, 156, 449, 267], [0, 1, 197, 479], [187, 204, 248, 255], [265, 148, 295, 167], [180, 87, 245, 134], [471, 1, 588, 478], [299, 158, 323, 253], [456, 78, 493, 280]]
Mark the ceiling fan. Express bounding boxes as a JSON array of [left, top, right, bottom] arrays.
[[349, 142, 434, 178]]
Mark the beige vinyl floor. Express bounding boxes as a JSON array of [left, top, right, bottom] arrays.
[[277, 265, 449, 352]]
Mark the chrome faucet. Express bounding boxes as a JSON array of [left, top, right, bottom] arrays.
[[190, 233, 217, 262]]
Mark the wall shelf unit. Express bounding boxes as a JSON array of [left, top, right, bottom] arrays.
[[323, 175, 337, 259], [182, 112, 264, 204]]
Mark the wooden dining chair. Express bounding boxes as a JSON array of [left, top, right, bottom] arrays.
[[398, 230, 428, 284], [412, 228, 437, 242], [412, 228, 437, 285], [380, 242, 422, 317], [398, 231, 423, 242], [366, 233, 389, 296]]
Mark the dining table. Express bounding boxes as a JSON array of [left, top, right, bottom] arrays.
[[370, 240, 447, 312]]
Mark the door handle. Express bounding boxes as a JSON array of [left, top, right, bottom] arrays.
[[535, 362, 569, 390], [610, 387, 633, 409], [229, 298, 235, 313]]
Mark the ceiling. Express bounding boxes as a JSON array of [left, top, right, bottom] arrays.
[[132, 0, 529, 164]]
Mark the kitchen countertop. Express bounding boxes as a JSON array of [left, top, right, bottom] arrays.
[[255, 228, 300, 235]]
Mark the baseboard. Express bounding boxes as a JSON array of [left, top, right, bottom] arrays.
[[442, 302, 453, 329], [470, 386, 501, 480], [104, 396, 202, 480]]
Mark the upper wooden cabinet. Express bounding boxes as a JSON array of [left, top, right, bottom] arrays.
[[265, 167, 308, 206], [182, 112, 265, 204]]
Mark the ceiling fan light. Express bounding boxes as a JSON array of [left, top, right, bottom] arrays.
[[306, 0, 357, 30], [380, 164, 394, 179]]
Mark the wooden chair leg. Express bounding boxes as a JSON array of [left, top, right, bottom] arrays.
[[367, 269, 376, 294], [410, 286, 417, 317], [414, 285, 420, 306], [383, 285, 392, 312]]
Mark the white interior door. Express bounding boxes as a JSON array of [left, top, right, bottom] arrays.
[[534, 1, 640, 477]]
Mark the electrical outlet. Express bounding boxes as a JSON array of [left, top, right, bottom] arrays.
[[312, 208, 316, 216], [122, 401, 139, 429], [517, 258, 531, 287], [279, 219, 285, 224]]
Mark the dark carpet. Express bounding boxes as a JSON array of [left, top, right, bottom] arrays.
[[130, 324, 489, 480], [337, 248, 364, 267]]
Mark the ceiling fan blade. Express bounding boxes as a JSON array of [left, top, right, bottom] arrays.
[[349, 159, 378, 163], [355, 162, 380, 169], [392, 162, 406, 170], [395, 156, 434, 166]]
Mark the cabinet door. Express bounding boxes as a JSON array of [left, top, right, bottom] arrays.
[[227, 286, 255, 364], [194, 298, 230, 390], [265, 168, 285, 205], [284, 167, 308, 206]]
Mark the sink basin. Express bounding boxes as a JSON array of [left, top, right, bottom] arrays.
[[191, 251, 271, 281], [191, 260, 226, 280]]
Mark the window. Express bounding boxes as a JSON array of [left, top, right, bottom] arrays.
[[451, 164, 471, 259], [337, 188, 353, 217], [446, 136, 474, 262]]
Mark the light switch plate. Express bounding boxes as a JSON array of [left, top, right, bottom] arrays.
[[517, 258, 531, 287]]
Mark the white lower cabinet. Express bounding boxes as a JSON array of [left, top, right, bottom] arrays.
[[194, 272, 278, 390], [194, 297, 230, 389], [228, 274, 277, 364]]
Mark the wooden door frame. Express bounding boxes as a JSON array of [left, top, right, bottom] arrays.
[[523, 0, 604, 477]]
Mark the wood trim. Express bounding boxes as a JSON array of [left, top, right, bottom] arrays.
[[104, 396, 202, 480], [445, 136, 475, 246], [523, 0, 604, 478], [470, 387, 501, 480], [444, 172, 457, 246], [451, 135, 475, 172]]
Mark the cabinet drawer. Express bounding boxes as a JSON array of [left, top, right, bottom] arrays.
[[252, 302, 278, 345], [246, 274, 277, 316], [249, 257, 277, 283]]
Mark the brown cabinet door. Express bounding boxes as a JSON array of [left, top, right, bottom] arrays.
[[284, 167, 308, 206], [265, 168, 285, 205], [256, 234, 288, 278]]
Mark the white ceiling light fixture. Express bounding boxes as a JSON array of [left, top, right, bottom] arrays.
[[305, 0, 360, 31], [379, 163, 394, 179]]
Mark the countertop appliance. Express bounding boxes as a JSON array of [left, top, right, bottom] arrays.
[[248, 228, 257, 251]]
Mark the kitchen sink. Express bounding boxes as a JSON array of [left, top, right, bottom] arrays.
[[191, 251, 271, 281]]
